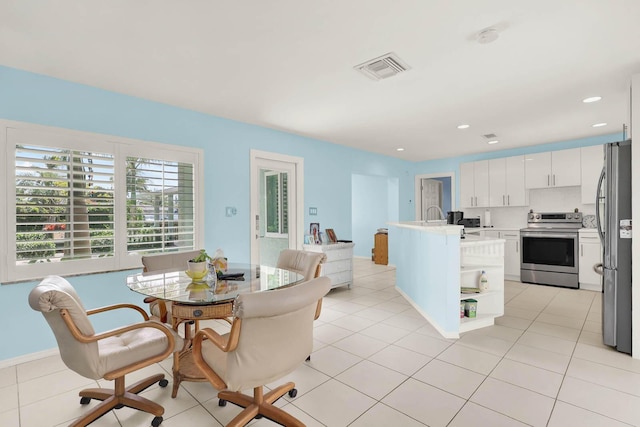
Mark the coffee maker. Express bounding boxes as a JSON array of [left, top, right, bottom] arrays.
[[447, 211, 464, 225]]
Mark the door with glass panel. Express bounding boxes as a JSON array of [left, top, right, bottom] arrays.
[[250, 151, 303, 267]]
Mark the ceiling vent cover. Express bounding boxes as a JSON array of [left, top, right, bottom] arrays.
[[483, 133, 498, 139], [354, 52, 411, 81]]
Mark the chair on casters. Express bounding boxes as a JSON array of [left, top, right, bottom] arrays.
[[28, 275, 183, 427], [141, 250, 202, 323], [275, 249, 326, 281], [276, 249, 327, 361], [192, 276, 331, 427]]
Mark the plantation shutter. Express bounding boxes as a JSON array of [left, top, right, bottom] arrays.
[[15, 145, 115, 264], [126, 157, 196, 254]]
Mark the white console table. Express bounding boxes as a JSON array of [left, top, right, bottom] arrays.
[[303, 242, 355, 289]]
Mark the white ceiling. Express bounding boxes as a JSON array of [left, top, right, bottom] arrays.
[[1, 1, 638, 162]]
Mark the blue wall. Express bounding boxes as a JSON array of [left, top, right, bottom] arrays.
[[0, 65, 413, 361], [0, 64, 624, 362]]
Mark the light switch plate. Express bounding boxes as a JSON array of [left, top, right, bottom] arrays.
[[309, 207, 318, 215], [225, 207, 237, 217]]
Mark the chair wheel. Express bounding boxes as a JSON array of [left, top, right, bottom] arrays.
[[218, 399, 227, 407], [256, 415, 263, 419], [80, 397, 91, 405], [151, 416, 163, 427], [115, 404, 124, 409], [159, 379, 169, 388], [288, 388, 298, 398]]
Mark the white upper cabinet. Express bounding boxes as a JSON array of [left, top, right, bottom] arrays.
[[489, 156, 527, 207], [460, 160, 489, 208], [525, 148, 581, 189], [581, 145, 604, 204]]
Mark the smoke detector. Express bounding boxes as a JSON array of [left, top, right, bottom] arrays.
[[477, 28, 499, 44], [354, 52, 411, 81]]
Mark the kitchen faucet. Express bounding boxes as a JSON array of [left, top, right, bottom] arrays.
[[425, 205, 445, 221]]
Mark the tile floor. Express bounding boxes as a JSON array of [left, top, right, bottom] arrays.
[[3, 258, 640, 426]]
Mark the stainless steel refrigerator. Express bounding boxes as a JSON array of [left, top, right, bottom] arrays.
[[596, 140, 632, 354]]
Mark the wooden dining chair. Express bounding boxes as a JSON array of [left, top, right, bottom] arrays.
[[192, 276, 331, 427], [28, 275, 183, 427], [141, 250, 201, 323], [275, 249, 326, 281]]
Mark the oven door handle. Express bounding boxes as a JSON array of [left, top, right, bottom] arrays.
[[521, 232, 577, 239]]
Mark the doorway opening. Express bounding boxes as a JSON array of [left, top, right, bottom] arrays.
[[415, 173, 456, 221]]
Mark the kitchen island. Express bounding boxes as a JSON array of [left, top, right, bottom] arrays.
[[388, 222, 505, 338]]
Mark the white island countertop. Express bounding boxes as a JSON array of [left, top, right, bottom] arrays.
[[388, 221, 463, 235]]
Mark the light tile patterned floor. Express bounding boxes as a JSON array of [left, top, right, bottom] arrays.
[[3, 258, 640, 426]]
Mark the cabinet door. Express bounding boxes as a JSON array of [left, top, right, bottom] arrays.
[[504, 155, 527, 206], [501, 232, 520, 278], [474, 160, 490, 207], [460, 162, 475, 208], [581, 145, 604, 204], [488, 158, 506, 207], [579, 235, 602, 288], [524, 151, 552, 189], [551, 148, 581, 187]]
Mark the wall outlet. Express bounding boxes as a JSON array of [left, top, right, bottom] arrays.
[[225, 206, 237, 217], [309, 207, 318, 215]]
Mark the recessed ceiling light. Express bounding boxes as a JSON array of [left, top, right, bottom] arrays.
[[583, 96, 602, 103], [592, 122, 607, 128], [487, 140, 499, 145], [457, 124, 470, 129], [396, 147, 405, 151]]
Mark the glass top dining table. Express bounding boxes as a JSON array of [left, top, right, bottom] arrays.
[[126, 264, 304, 305]]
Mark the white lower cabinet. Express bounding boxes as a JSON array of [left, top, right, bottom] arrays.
[[579, 229, 602, 291], [303, 242, 354, 288]]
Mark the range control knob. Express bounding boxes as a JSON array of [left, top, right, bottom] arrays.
[[535, 214, 541, 219], [529, 214, 534, 220]]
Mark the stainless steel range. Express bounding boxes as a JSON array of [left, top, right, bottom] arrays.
[[520, 211, 583, 288]]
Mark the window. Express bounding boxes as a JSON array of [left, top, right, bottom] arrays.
[[126, 157, 195, 254], [264, 171, 288, 237], [1, 121, 203, 282]]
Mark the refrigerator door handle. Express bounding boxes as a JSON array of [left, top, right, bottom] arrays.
[[595, 167, 605, 244]]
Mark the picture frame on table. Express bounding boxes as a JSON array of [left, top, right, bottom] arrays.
[[310, 223, 321, 244], [325, 228, 338, 243]]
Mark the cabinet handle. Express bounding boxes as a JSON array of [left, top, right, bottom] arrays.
[[516, 241, 518, 252], [547, 175, 550, 186], [471, 197, 474, 206], [553, 174, 556, 186], [581, 244, 583, 257], [507, 195, 510, 205], [475, 196, 477, 206], [503, 195, 505, 205]]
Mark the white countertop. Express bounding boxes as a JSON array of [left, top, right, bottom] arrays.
[[460, 234, 505, 247], [388, 221, 463, 235]]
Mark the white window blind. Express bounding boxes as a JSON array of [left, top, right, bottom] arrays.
[[2, 121, 203, 282], [126, 157, 195, 254], [15, 145, 115, 264]]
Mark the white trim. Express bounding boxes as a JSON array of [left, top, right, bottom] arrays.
[[414, 172, 456, 221], [0, 119, 204, 282], [250, 150, 304, 266], [0, 348, 59, 369]]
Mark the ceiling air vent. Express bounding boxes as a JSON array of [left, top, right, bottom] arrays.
[[354, 52, 411, 81], [483, 133, 498, 139]]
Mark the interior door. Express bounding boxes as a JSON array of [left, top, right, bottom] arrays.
[[250, 151, 303, 267], [421, 179, 443, 220]]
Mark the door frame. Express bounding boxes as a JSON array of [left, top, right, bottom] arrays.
[[250, 150, 304, 266], [414, 172, 456, 220]]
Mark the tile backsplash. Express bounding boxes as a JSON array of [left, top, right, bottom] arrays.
[[463, 186, 596, 229]]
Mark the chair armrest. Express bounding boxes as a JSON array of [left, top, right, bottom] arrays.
[[86, 303, 150, 321]]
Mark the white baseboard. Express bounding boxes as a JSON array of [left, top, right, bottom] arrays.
[[0, 348, 59, 369]]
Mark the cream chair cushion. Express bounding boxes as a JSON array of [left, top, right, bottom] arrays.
[[199, 276, 331, 391], [29, 275, 183, 379], [276, 249, 326, 281]]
